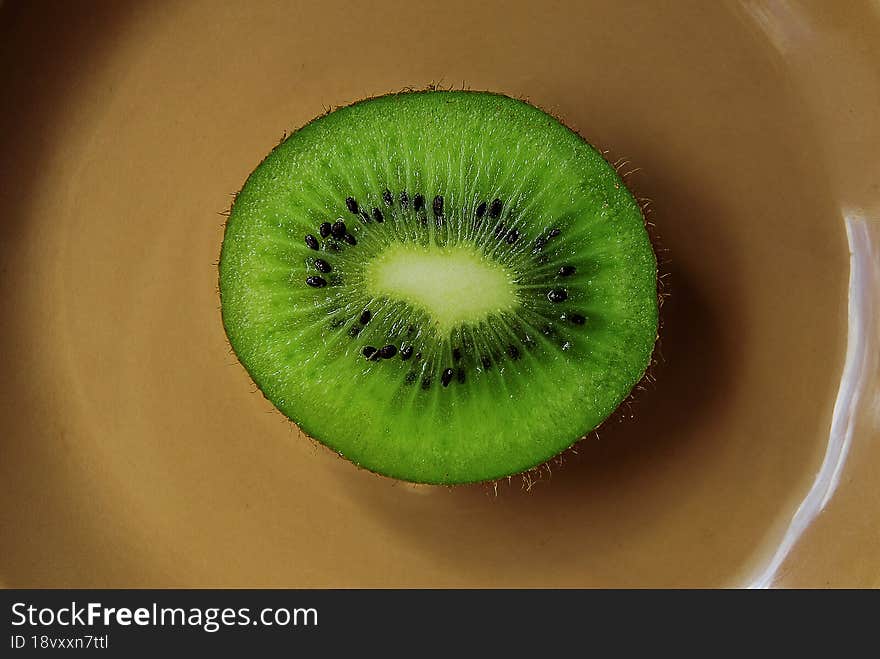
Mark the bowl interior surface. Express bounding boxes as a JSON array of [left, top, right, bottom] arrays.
[[1, 0, 878, 587]]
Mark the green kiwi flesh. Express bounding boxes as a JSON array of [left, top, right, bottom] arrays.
[[219, 91, 658, 485]]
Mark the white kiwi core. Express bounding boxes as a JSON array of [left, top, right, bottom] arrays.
[[365, 244, 519, 333]]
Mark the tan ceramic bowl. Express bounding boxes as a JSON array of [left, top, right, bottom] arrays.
[[1, 1, 878, 587]]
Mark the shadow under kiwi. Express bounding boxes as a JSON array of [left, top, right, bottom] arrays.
[[332, 171, 747, 584]]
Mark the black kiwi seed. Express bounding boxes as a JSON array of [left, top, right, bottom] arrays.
[[481, 356, 492, 370], [414, 351, 422, 361], [314, 259, 332, 273], [407, 325, 416, 335], [421, 376, 432, 390], [433, 195, 444, 218], [400, 190, 409, 207], [400, 345, 413, 360], [547, 289, 568, 303], [325, 241, 340, 252], [457, 368, 466, 384], [359, 309, 372, 324], [441, 368, 454, 387], [413, 194, 425, 211], [343, 233, 357, 246], [305, 234, 319, 250], [452, 347, 462, 362], [558, 265, 576, 277], [379, 345, 398, 359], [348, 324, 362, 337], [506, 345, 520, 360], [476, 201, 487, 218], [541, 324, 556, 336], [306, 275, 326, 288], [405, 372, 418, 385], [383, 189, 393, 206], [372, 208, 384, 222], [506, 228, 519, 244], [532, 236, 547, 252], [569, 313, 586, 325], [489, 198, 503, 219], [345, 197, 359, 214], [494, 223, 506, 237], [548, 227, 561, 238], [362, 346, 378, 359], [319, 222, 332, 238], [331, 220, 347, 238], [360, 211, 371, 224]]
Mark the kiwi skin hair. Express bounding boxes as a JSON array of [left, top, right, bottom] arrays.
[[219, 90, 658, 485]]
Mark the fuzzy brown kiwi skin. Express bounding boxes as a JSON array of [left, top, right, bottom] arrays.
[[215, 84, 664, 488]]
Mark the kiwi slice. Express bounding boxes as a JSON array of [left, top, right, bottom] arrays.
[[219, 90, 657, 485]]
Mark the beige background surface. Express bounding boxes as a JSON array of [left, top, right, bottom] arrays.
[[1, 0, 877, 587]]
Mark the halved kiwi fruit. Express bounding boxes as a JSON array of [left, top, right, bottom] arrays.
[[219, 90, 658, 485]]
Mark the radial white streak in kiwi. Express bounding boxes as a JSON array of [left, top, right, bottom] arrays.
[[365, 244, 519, 334]]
